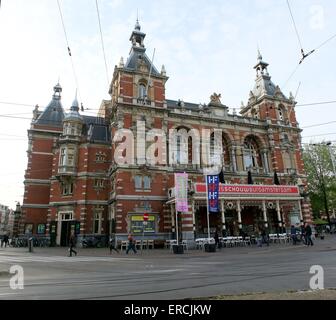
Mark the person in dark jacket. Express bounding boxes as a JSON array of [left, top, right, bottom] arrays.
[[68, 232, 77, 257], [109, 234, 119, 254], [214, 230, 220, 248], [1, 234, 9, 248], [291, 225, 298, 245], [261, 228, 269, 246], [305, 223, 314, 246]]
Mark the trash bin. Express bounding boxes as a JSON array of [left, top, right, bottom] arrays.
[[172, 244, 184, 254], [204, 243, 216, 252], [28, 238, 33, 252]]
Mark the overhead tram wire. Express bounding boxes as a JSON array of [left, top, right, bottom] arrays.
[[56, 0, 82, 105], [286, 0, 304, 51], [95, 0, 110, 89]]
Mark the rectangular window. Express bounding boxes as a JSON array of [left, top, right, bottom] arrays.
[[143, 176, 151, 190], [67, 148, 75, 166], [135, 176, 142, 189], [94, 179, 104, 188], [37, 224, 46, 235], [93, 212, 101, 234], [62, 182, 73, 196]]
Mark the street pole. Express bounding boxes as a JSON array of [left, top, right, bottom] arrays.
[[175, 204, 179, 246], [205, 175, 211, 241]]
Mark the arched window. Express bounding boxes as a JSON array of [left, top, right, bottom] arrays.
[[278, 104, 287, 122], [138, 83, 147, 99], [243, 137, 262, 170]]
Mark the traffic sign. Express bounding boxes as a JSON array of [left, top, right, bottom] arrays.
[[143, 213, 149, 221]]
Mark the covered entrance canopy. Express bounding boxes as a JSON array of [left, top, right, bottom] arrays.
[[193, 184, 303, 236], [166, 183, 304, 239]]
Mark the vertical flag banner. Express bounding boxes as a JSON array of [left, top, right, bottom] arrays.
[[175, 173, 188, 212], [207, 175, 219, 212]]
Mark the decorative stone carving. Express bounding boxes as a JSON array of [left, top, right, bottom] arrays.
[[210, 93, 222, 104]]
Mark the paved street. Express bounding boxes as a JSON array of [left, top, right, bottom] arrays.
[[0, 236, 336, 300]]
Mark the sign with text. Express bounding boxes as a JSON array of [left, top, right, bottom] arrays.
[[195, 184, 300, 196], [175, 173, 188, 212], [206, 175, 219, 213]]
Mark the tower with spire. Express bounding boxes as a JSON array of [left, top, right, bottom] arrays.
[[241, 50, 297, 126], [106, 19, 168, 111]]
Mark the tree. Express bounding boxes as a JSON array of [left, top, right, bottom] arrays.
[[303, 143, 336, 225]]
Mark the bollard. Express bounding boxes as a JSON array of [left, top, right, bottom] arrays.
[[28, 238, 33, 253]]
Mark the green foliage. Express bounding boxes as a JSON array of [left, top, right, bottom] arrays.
[[303, 143, 336, 218]]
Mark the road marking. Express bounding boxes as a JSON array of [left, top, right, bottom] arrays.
[[0, 292, 18, 296]]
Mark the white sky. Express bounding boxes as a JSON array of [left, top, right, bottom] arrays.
[[0, 0, 335, 208]]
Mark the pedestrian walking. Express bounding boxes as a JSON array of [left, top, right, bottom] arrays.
[[126, 233, 137, 254], [109, 234, 119, 254], [68, 232, 77, 257], [256, 228, 262, 247], [305, 223, 314, 246], [261, 228, 269, 246], [290, 225, 298, 245], [214, 230, 220, 248]]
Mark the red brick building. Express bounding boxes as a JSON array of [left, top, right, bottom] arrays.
[[21, 21, 312, 245]]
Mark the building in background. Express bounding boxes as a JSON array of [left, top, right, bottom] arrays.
[[21, 21, 312, 245], [0, 204, 14, 236]]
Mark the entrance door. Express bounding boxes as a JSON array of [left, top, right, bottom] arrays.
[[60, 221, 71, 247]]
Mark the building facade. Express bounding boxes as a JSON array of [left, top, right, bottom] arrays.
[[21, 21, 312, 245]]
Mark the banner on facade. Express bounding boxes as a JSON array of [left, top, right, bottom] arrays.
[[175, 173, 188, 212], [206, 175, 219, 213]]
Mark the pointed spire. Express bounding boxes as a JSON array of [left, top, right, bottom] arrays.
[[135, 10, 141, 31], [70, 89, 79, 112], [257, 48, 262, 61]]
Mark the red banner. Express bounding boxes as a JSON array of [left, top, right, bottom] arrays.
[[195, 184, 299, 196]]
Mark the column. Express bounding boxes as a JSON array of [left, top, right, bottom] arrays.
[[221, 200, 226, 230], [298, 200, 303, 222], [262, 151, 269, 174], [237, 200, 242, 229], [276, 200, 282, 227], [170, 204, 175, 235], [262, 200, 268, 228], [191, 200, 196, 235], [231, 147, 237, 172]]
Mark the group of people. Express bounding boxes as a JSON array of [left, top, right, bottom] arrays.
[[67, 233, 137, 257], [291, 223, 314, 246]]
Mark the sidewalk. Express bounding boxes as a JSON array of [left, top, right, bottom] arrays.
[[1, 235, 335, 258]]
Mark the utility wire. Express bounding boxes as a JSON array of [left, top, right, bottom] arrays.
[[95, 0, 110, 88], [302, 132, 336, 139], [286, 0, 304, 51], [296, 100, 336, 107], [56, 0, 82, 104], [302, 121, 336, 129]]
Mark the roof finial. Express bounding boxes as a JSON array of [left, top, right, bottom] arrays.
[[257, 46, 262, 61], [71, 89, 79, 112], [135, 9, 141, 30]]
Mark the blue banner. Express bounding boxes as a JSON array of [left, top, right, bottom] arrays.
[[206, 175, 219, 213]]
